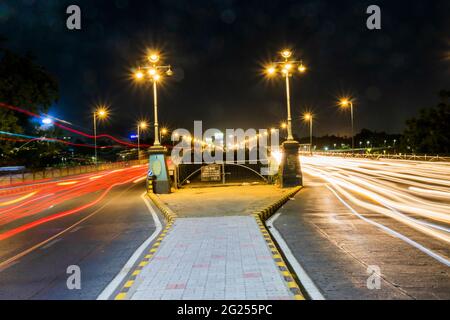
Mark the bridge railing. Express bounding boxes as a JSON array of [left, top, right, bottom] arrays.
[[302, 151, 450, 162], [0, 159, 149, 187], [175, 160, 271, 187]]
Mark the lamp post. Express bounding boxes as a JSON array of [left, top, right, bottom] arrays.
[[133, 52, 173, 146], [93, 107, 108, 165], [303, 113, 313, 155], [339, 98, 355, 154], [137, 121, 148, 160], [264, 49, 307, 188], [132, 51, 174, 194], [266, 50, 307, 141]]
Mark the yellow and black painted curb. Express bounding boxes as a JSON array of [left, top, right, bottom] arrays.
[[114, 193, 176, 300], [253, 186, 304, 300], [255, 186, 302, 221], [147, 192, 177, 223]]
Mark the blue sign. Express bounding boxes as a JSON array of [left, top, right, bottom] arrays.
[[130, 134, 138, 139]]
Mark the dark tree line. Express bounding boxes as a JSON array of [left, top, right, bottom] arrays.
[[402, 90, 450, 155]]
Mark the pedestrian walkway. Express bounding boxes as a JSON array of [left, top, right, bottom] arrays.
[[125, 216, 295, 300]]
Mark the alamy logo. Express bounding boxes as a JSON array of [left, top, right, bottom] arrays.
[[366, 265, 381, 290], [66, 265, 81, 290], [170, 121, 281, 175], [66, 5, 81, 30], [366, 5, 381, 30]]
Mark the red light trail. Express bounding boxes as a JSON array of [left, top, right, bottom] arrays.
[[0, 102, 152, 148], [0, 165, 147, 241]]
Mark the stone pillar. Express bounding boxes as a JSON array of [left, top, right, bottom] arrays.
[[148, 145, 171, 194], [279, 140, 302, 188]]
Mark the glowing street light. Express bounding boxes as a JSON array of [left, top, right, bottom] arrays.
[[339, 98, 355, 154], [137, 121, 148, 159], [303, 112, 313, 155], [134, 70, 144, 80], [264, 49, 307, 141], [93, 106, 109, 165], [266, 66, 276, 75], [298, 63, 306, 73], [41, 117, 53, 125], [133, 50, 174, 146], [148, 52, 160, 63], [281, 49, 292, 59]]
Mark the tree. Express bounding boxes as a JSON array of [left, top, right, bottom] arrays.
[[403, 90, 450, 155], [0, 39, 59, 162]]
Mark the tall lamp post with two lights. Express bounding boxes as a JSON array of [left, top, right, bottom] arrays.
[[133, 52, 174, 193], [265, 49, 307, 187]]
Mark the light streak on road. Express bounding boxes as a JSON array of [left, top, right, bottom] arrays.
[[57, 181, 78, 186], [0, 191, 37, 207], [408, 186, 450, 199], [301, 156, 450, 264], [0, 165, 147, 239], [89, 175, 104, 180], [133, 176, 147, 183]]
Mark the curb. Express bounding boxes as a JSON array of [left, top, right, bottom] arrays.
[[114, 192, 176, 300], [252, 186, 304, 300], [254, 186, 302, 221], [147, 193, 177, 223]]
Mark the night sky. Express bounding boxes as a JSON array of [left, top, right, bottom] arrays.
[[1, 0, 449, 139]]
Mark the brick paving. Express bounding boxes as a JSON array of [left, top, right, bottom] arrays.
[[127, 216, 294, 300]]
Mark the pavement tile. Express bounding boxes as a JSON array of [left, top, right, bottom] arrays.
[[128, 216, 294, 300]]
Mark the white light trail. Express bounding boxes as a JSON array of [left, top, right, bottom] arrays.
[[301, 156, 450, 261]]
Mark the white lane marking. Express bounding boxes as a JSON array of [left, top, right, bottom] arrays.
[[41, 239, 62, 249], [267, 213, 325, 300], [326, 185, 450, 267], [69, 226, 83, 233], [0, 260, 20, 273], [96, 192, 162, 300]]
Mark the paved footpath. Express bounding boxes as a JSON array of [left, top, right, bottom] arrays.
[[123, 216, 295, 300]]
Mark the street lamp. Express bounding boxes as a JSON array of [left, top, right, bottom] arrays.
[[133, 51, 174, 146], [93, 106, 109, 165], [137, 121, 148, 160], [339, 98, 355, 154], [263, 49, 307, 188], [265, 49, 307, 141], [160, 127, 168, 143], [303, 112, 313, 155]]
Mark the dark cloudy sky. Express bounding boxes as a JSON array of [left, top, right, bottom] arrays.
[[1, 0, 449, 139]]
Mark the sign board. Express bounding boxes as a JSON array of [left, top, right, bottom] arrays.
[[201, 164, 222, 182]]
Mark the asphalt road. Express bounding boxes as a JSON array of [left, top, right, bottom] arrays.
[[0, 166, 155, 299], [274, 156, 450, 300]]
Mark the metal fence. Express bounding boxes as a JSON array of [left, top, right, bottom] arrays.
[[0, 159, 149, 187], [176, 161, 269, 187], [302, 151, 450, 162]]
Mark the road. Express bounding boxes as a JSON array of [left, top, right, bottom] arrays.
[[274, 156, 450, 299], [0, 165, 155, 299]]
